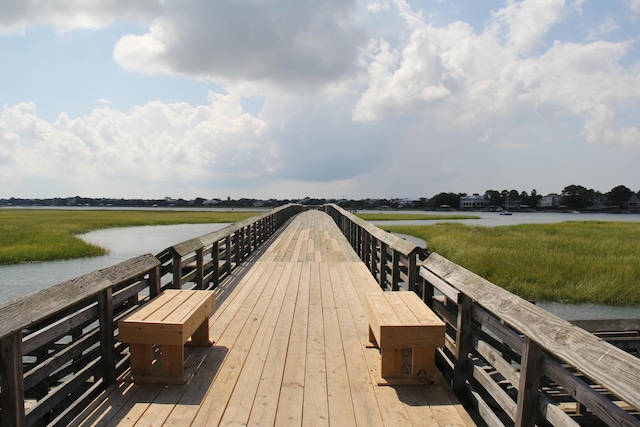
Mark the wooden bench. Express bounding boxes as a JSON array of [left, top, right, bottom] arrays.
[[119, 289, 216, 384], [364, 291, 445, 384]]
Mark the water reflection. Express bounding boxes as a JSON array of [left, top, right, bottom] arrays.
[[0, 223, 228, 303]]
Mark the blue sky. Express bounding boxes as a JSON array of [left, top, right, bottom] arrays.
[[1, 0, 639, 200]]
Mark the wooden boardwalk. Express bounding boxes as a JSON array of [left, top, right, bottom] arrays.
[[71, 210, 475, 426]]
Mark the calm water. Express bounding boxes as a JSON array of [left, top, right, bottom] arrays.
[[1, 210, 639, 320], [0, 223, 228, 303]]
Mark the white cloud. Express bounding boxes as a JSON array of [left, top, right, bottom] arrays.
[[0, 95, 274, 197], [113, 0, 367, 88], [627, 0, 640, 14], [491, 0, 567, 56], [0, 0, 160, 33], [1, 0, 639, 199]]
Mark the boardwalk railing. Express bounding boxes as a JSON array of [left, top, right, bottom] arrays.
[[324, 204, 427, 291], [326, 204, 640, 426], [0, 204, 303, 427], [155, 203, 304, 291]]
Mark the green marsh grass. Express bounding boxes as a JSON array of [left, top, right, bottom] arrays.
[[386, 221, 640, 305], [0, 209, 256, 264]]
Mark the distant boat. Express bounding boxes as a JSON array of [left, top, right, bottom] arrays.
[[499, 196, 513, 215]]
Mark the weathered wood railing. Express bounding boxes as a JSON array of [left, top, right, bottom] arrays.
[[324, 204, 427, 291], [419, 253, 640, 426], [327, 205, 640, 426], [0, 204, 303, 426], [155, 203, 303, 290], [0, 254, 161, 426]]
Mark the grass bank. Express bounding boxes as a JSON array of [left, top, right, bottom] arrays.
[[0, 209, 256, 265], [356, 213, 480, 221], [386, 221, 640, 305]]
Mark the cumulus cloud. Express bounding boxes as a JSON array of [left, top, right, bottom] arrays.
[[0, 0, 160, 33], [114, 0, 367, 87], [491, 0, 567, 56], [1, 0, 639, 199], [353, 0, 640, 157], [0, 95, 275, 197]]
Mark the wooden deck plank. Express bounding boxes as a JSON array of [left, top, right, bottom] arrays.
[[247, 262, 302, 426], [189, 263, 286, 426], [302, 262, 330, 426], [72, 210, 474, 427], [218, 263, 294, 426], [321, 263, 358, 426], [273, 261, 310, 426]]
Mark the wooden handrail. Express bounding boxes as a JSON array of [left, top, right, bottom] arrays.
[[421, 252, 640, 426], [0, 254, 159, 340], [161, 203, 303, 289], [323, 203, 426, 292]]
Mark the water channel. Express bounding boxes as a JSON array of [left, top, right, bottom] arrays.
[[1, 210, 639, 320]]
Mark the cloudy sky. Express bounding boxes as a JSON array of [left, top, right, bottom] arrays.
[[1, 0, 639, 200]]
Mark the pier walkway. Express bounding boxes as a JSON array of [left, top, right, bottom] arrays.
[[71, 210, 475, 426]]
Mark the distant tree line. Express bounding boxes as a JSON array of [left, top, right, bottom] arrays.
[[0, 184, 637, 211], [428, 184, 638, 211]]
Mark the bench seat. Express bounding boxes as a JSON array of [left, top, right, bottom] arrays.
[[119, 289, 215, 383], [364, 291, 445, 383]]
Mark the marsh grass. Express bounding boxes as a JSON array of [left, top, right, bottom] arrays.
[[386, 221, 640, 305], [0, 209, 255, 264], [356, 213, 480, 221]]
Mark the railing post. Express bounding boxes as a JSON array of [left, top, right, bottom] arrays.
[[150, 265, 161, 297], [408, 254, 418, 294], [370, 237, 378, 278], [97, 288, 116, 385], [379, 242, 388, 290], [212, 240, 220, 288], [0, 332, 26, 427], [516, 337, 543, 427], [172, 250, 182, 289], [391, 250, 400, 291], [196, 248, 205, 289], [363, 231, 371, 267], [452, 294, 472, 399], [225, 235, 232, 275]]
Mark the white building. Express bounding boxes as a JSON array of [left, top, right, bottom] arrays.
[[460, 194, 486, 210], [540, 193, 560, 208]]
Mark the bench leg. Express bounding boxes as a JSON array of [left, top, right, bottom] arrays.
[[412, 348, 435, 378], [381, 347, 403, 378], [129, 344, 153, 376], [161, 345, 184, 378], [188, 317, 213, 347]]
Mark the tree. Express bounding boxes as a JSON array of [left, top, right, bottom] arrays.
[[484, 190, 502, 207], [606, 185, 634, 208], [427, 192, 460, 210], [560, 185, 599, 209]]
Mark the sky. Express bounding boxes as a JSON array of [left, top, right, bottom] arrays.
[[1, 0, 639, 200]]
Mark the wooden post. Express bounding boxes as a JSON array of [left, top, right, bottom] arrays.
[[370, 237, 378, 277], [149, 265, 161, 298], [196, 248, 204, 289], [225, 235, 232, 275], [379, 242, 388, 290], [172, 250, 182, 289], [363, 232, 371, 268], [212, 241, 220, 288], [452, 294, 472, 399], [516, 337, 543, 427], [408, 254, 417, 294], [0, 332, 26, 427], [97, 288, 116, 385], [391, 250, 400, 291]]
